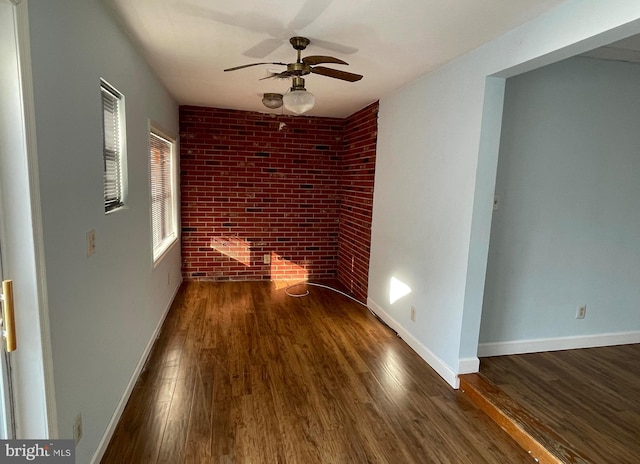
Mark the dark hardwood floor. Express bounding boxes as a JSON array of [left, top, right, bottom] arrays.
[[479, 344, 640, 464], [101, 281, 532, 463]]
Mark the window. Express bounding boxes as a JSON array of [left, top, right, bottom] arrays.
[[150, 129, 177, 261], [101, 80, 125, 212]]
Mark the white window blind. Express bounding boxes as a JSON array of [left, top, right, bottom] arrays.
[[150, 131, 177, 261], [101, 82, 124, 212]]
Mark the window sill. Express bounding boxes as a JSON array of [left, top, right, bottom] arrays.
[[153, 234, 178, 266]]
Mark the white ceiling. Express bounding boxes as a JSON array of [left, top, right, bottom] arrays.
[[103, 0, 569, 118]]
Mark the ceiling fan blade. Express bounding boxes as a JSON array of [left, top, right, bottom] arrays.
[[303, 55, 348, 66], [181, 4, 284, 37], [259, 71, 293, 80], [181, 5, 291, 59], [243, 38, 284, 59], [308, 38, 358, 55], [310, 66, 363, 82], [224, 62, 287, 72], [288, 0, 332, 30]]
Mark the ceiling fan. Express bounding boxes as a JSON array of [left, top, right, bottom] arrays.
[[224, 36, 363, 114], [181, 1, 358, 59]]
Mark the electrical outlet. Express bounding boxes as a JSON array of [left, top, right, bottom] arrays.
[[410, 306, 416, 322], [73, 414, 83, 444], [86, 229, 96, 257], [576, 305, 587, 319], [263, 253, 270, 264]]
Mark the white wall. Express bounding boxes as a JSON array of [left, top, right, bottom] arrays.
[[369, 0, 640, 387], [480, 56, 640, 347], [26, 0, 180, 461]]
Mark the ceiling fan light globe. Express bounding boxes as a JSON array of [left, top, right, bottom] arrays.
[[262, 93, 283, 109], [283, 90, 315, 114]]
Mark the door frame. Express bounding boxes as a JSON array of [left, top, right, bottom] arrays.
[[0, 247, 16, 438], [0, 0, 57, 438]]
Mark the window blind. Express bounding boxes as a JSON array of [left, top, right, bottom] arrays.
[[101, 83, 123, 212], [150, 132, 176, 259]]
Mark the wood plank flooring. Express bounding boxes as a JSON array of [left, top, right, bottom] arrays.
[[459, 373, 590, 464], [101, 281, 532, 463], [478, 345, 640, 464]]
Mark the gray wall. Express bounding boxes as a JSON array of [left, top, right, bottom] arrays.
[[27, 0, 180, 461], [481, 57, 640, 345]]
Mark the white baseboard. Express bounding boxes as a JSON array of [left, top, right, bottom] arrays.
[[478, 330, 640, 357], [367, 298, 467, 389], [458, 357, 480, 374], [91, 281, 182, 464]]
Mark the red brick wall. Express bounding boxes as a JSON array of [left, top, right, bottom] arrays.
[[179, 103, 378, 300], [338, 103, 378, 302]]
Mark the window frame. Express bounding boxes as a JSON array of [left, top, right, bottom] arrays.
[[149, 125, 179, 264], [100, 79, 126, 213]]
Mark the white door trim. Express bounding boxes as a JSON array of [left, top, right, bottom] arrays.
[[0, 0, 58, 438]]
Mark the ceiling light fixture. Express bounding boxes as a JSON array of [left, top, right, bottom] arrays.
[[262, 92, 283, 109], [283, 77, 315, 115]]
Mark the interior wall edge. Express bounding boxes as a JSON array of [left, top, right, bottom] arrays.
[[459, 75, 506, 360]]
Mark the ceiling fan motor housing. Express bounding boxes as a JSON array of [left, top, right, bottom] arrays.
[[287, 62, 311, 76], [290, 36, 310, 50]]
